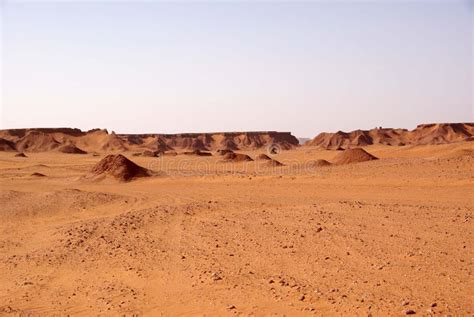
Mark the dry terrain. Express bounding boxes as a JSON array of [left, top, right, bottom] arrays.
[[0, 142, 473, 316]]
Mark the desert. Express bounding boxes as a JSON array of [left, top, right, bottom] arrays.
[[0, 123, 472, 315], [3, 1, 472, 314]]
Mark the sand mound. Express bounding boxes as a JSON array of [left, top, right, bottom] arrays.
[[141, 151, 157, 157], [0, 138, 16, 151], [182, 150, 212, 156], [31, 172, 46, 177], [256, 153, 272, 160], [333, 148, 378, 165], [254, 153, 283, 166], [309, 159, 332, 167], [222, 152, 253, 162], [57, 144, 87, 154], [91, 154, 150, 181], [133, 150, 159, 157], [216, 149, 235, 156], [265, 159, 284, 167], [15, 152, 27, 158]]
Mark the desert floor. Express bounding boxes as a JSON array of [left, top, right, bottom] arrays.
[[0, 143, 473, 316]]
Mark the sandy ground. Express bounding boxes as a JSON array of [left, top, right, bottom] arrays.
[[0, 143, 473, 316]]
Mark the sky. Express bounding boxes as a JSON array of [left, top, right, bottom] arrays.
[[0, 0, 472, 137]]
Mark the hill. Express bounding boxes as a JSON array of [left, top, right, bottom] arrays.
[[0, 128, 299, 153], [306, 123, 473, 149]]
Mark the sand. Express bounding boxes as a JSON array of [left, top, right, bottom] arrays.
[[0, 141, 473, 315]]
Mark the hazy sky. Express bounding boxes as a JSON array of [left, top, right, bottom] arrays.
[[1, 0, 472, 137]]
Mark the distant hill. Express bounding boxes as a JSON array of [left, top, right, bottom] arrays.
[[0, 128, 299, 153], [305, 123, 474, 149]]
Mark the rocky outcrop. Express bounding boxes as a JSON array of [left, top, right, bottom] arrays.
[[306, 123, 473, 149], [0, 138, 16, 152], [0, 128, 299, 153]]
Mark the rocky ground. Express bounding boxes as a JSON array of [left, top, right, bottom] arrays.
[[0, 143, 472, 315]]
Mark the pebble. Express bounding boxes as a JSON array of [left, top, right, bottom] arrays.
[[211, 273, 222, 281]]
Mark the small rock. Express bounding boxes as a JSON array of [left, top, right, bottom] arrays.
[[404, 309, 416, 315], [211, 272, 222, 281], [227, 305, 236, 310], [2, 306, 13, 313]]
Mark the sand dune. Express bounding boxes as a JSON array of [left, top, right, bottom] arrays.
[[57, 144, 88, 154], [308, 159, 332, 167]]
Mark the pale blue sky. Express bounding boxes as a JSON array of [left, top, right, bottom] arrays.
[[1, 0, 472, 137]]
